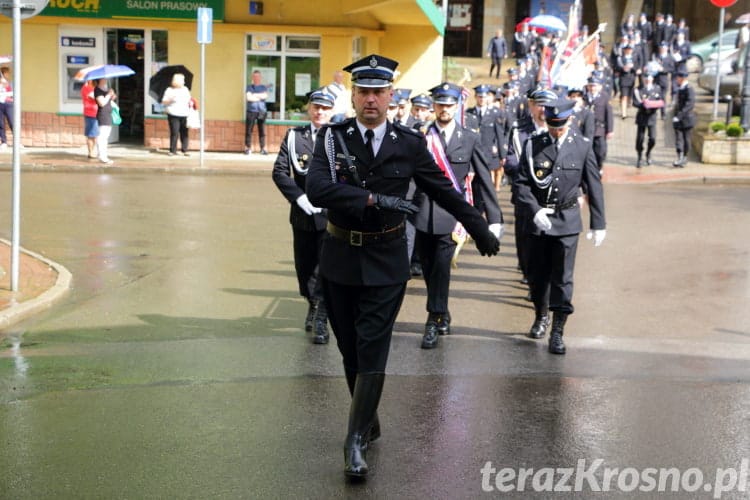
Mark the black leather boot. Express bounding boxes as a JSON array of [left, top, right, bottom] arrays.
[[345, 370, 380, 443], [304, 300, 316, 332], [636, 153, 642, 168], [548, 312, 567, 355], [344, 373, 385, 478], [646, 143, 654, 165], [312, 300, 330, 344], [421, 313, 440, 349], [437, 311, 451, 336], [528, 308, 550, 339]]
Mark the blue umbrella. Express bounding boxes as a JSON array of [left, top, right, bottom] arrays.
[[528, 14, 567, 33], [74, 64, 135, 81]]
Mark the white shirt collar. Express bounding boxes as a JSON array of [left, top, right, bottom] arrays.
[[435, 119, 456, 143], [356, 120, 387, 154]]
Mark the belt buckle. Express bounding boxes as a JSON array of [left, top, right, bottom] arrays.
[[350, 230, 363, 246]]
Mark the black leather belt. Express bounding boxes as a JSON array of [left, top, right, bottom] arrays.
[[543, 198, 578, 211], [327, 222, 405, 247]]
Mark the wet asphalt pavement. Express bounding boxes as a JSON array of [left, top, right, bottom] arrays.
[[1, 171, 750, 499]]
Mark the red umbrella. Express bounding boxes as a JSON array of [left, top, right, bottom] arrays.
[[516, 17, 546, 34]]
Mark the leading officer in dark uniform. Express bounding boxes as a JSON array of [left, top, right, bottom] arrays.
[[272, 88, 335, 344], [415, 82, 504, 350], [633, 72, 664, 168], [515, 98, 606, 355], [305, 54, 500, 479]]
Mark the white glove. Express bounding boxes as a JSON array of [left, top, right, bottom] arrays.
[[533, 208, 555, 232], [586, 229, 607, 247], [672, 117, 679, 123], [488, 223, 504, 239], [295, 194, 321, 216]]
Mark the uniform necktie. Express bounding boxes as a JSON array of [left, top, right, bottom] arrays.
[[365, 129, 375, 160], [441, 130, 447, 143]]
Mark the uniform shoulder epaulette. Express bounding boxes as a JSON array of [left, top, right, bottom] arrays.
[[293, 124, 309, 133], [530, 133, 549, 145], [392, 121, 423, 137], [327, 118, 354, 129]]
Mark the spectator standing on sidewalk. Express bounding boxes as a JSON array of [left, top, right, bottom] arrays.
[[671, 70, 695, 168], [94, 78, 116, 165], [325, 70, 352, 123], [487, 29, 508, 79], [161, 73, 192, 157], [272, 88, 335, 344], [81, 79, 99, 159], [245, 70, 268, 155], [0, 66, 13, 150]]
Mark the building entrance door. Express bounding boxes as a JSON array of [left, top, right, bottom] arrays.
[[106, 29, 144, 143]]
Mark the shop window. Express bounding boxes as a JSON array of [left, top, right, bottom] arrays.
[[150, 30, 168, 114], [246, 34, 320, 120]]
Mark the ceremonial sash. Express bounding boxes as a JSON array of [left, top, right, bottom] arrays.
[[426, 128, 474, 268], [426, 128, 462, 193]]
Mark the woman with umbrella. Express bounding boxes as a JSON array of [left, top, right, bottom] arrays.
[[95, 78, 117, 165], [161, 73, 193, 156]]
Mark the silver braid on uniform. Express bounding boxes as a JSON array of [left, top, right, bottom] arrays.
[[325, 128, 337, 183], [287, 130, 308, 175]]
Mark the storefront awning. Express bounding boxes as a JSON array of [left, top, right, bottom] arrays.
[[344, 0, 446, 35]]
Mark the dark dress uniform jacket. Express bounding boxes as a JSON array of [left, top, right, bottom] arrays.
[[673, 83, 696, 130], [272, 124, 327, 232], [586, 93, 613, 137], [634, 85, 663, 127], [306, 119, 491, 287], [515, 131, 606, 236], [571, 107, 595, 141], [465, 106, 506, 168], [412, 123, 502, 235], [655, 53, 676, 92]]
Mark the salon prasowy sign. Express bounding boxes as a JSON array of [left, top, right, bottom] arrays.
[[41, 0, 224, 21]]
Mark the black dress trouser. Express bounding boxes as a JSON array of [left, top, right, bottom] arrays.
[[292, 228, 325, 302], [527, 233, 579, 315], [322, 278, 406, 374], [415, 231, 456, 315]]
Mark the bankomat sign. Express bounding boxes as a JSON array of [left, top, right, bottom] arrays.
[[42, 0, 224, 20]]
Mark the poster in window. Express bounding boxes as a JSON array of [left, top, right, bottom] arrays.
[[251, 35, 277, 51], [448, 3, 472, 31], [252, 66, 277, 103], [295, 73, 311, 96]]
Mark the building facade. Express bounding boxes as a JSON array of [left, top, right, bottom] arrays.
[[447, 0, 748, 58], [0, 0, 445, 152]]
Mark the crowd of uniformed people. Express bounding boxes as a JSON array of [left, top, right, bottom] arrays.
[[268, 9, 705, 477]]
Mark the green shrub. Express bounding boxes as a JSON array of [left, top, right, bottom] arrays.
[[726, 123, 743, 137], [709, 121, 726, 133]]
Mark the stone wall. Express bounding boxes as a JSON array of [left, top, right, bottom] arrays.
[[694, 131, 750, 165]]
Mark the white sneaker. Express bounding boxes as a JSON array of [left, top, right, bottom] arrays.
[[100, 158, 113, 165]]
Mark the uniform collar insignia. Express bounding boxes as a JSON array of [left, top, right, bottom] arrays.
[[389, 130, 398, 141], [346, 126, 354, 136]]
